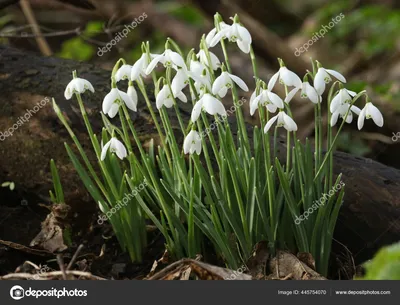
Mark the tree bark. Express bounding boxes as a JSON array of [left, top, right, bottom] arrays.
[[0, 46, 399, 264]]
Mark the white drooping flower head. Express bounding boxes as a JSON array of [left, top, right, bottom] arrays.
[[115, 64, 132, 82], [268, 64, 302, 92], [145, 49, 186, 75], [191, 93, 227, 122], [357, 102, 384, 130], [205, 21, 230, 47], [131, 53, 157, 80], [330, 88, 357, 114], [171, 68, 190, 96], [314, 65, 346, 95], [209, 16, 252, 54], [196, 49, 221, 70], [285, 81, 320, 104], [64, 76, 94, 100], [264, 111, 298, 133], [101, 137, 127, 161], [250, 89, 284, 116], [330, 104, 361, 126], [156, 85, 187, 110], [102, 88, 137, 118], [183, 130, 202, 155], [212, 71, 249, 98]]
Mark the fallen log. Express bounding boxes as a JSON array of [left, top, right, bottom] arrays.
[[0, 46, 399, 265]]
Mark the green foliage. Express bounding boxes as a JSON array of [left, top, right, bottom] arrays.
[[361, 242, 400, 280], [49, 159, 65, 204]]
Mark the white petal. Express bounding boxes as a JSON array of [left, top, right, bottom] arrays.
[[350, 105, 361, 115], [183, 131, 194, 154], [267, 71, 280, 91], [305, 83, 319, 104], [236, 39, 250, 54], [100, 140, 112, 161], [210, 28, 229, 47], [112, 138, 127, 160], [357, 107, 367, 130], [314, 69, 326, 95], [330, 111, 339, 127], [156, 86, 169, 109], [330, 93, 341, 113], [168, 50, 186, 68], [326, 69, 346, 83], [266, 103, 278, 113], [131, 55, 145, 80], [212, 73, 228, 95], [345, 111, 353, 123], [176, 91, 187, 103], [102, 89, 118, 113], [264, 115, 279, 133], [267, 91, 284, 108], [191, 100, 203, 122], [115, 65, 132, 82], [127, 86, 138, 108], [145, 54, 163, 74], [280, 67, 302, 87], [209, 52, 221, 70], [205, 28, 217, 47], [64, 83, 73, 100], [119, 90, 136, 111], [228, 73, 249, 91], [283, 113, 298, 131], [203, 94, 226, 116], [368, 103, 384, 127], [284, 87, 300, 104], [108, 103, 120, 118], [237, 24, 252, 45]]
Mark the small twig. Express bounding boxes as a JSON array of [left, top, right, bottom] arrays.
[[19, 0, 52, 56], [57, 254, 67, 280], [1, 271, 107, 280], [67, 244, 84, 271]]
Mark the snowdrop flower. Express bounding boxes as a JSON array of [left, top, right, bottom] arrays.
[[285, 81, 320, 104], [191, 93, 226, 122], [331, 104, 361, 126], [212, 71, 249, 98], [268, 66, 302, 91], [101, 137, 127, 161], [145, 49, 186, 75], [205, 21, 230, 47], [357, 102, 384, 130], [131, 53, 157, 80], [196, 49, 221, 70], [330, 89, 357, 113], [127, 85, 138, 108], [210, 21, 252, 53], [156, 85, 187, 110], [171, 68, 190, 95], [115, 64, 132, 82], [64, 77, 94, 100], [102, 88, 136, 118], [250, 89, 284, 115], [264, 111, 297, 133], [183, 130, 202, 155], [314, 67, 346, 95]]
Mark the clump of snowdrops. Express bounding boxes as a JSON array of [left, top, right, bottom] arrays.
[[54, 13, 383, 275]]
